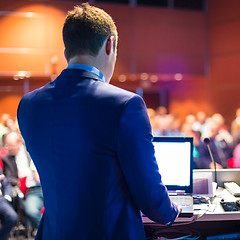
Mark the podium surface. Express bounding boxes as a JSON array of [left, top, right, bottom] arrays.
[[143, 169, 240, 239]]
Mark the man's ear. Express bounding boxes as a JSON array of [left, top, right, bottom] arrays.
[[106, 36, 115, 55], [64, 49, 68, 62]]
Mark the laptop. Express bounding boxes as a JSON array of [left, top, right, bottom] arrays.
[[152, 136, 194, 217]]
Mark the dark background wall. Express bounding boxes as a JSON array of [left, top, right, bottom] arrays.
[[0, 0, 239, 126], [208, 0, 240, 126]]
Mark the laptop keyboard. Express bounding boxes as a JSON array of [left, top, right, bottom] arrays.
[[169, 195, 193, 216], [170, 195, 193, 207]]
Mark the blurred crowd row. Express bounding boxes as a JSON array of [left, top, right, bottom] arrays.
[[0, 114, 43, 238], [148, 106, 240, 169], [0, 107, 240, 237], [0, 107, 240, 169]]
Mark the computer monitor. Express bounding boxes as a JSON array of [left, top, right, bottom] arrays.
[[152, 137, 193, 193]]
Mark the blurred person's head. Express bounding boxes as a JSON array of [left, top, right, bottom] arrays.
[[181, 122, 193, 137], [147, 108, 156, 119], [172, 117, 182, 132], [157, 115, 172, 132], [4, 131, 22, 156], [208, 120, 219, 139], [1, 113, 10, 126], [185, 113, 196, 125], [63, 3, 118, 83], [235, 108, 240, 118], [231, 108, 240, 134], [147, 108, 158, 130], [6, 118, 16, 131], [181, 122, 200, 146], [196, 111, 207, 124], [156, 106, 167, 116], [211, 113, 224, 129]]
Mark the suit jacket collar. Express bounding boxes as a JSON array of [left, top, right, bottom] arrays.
[[55, 69, 104, 86], [66, 64, 105, 82], [62, 68, 102, 80]]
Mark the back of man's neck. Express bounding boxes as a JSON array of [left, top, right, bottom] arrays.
[[68, 55, 96, 67]]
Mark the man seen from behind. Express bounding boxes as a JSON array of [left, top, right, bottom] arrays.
[[17, 3, 180, 239]]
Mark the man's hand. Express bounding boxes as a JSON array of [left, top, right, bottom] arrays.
[[166, 204, 181, 225], [176, 204, 182, 218]]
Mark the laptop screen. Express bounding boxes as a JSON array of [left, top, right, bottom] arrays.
[[152, 137, 193, 193]]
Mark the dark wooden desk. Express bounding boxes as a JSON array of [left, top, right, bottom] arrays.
[[143, 188, 240, 239]]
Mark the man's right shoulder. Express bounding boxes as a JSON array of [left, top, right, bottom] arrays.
[[99, 82, 138, 103]]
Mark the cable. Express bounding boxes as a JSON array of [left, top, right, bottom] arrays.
[[145, 201, 212, 239], [153, 227, 201, 239], [172, 203, 211, 227], [145, 198, 214, 239]]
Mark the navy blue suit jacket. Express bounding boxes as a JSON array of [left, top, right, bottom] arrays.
[[17, 69, 178, 240]]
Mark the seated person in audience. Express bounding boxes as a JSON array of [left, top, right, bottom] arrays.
[[0, 113, 11, 147], [156, 106, 168, 116], [233, 143, 240, 168], [184, 112, 196, 126], [0, 170, 18, 240], [192, 111, 208, 138], [155, 115, 173, 136], [147, 108, 160, 136], [197, 120, 232, 169], [2, 131, 44, 229], [171, 116, 182, 136], [1, 132, 24, 214], [181, 122, 200, 169], [232, 130, 240, 154], [212, 113, 233, 144], [24, 161, 44, 230], [231, 108, 240, 151], [231, 107, 240, 135], [155, 107, 174, 136], [5, 117, 18, 132]]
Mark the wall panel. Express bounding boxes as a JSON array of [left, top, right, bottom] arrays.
[[0, 1, 209, 122], [208, 0, 240, 125]]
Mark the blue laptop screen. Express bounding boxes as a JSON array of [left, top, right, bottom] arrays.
[[152, 137, 193, 193]]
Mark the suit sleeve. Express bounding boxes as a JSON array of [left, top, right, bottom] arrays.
[[116, 94, 178, 225]]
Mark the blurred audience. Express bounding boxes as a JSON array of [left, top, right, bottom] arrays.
[[192, 111, 208, 137], [147, 106, 240, 169], [197, 120, 232, 169], [231, 108, 240, 151], [0, 169, 18, 240], [211, 113, 233, 144], [232, 143, 240, 168], [0, 114, 12, 147], [0, 107, 240, 236], [231, 108, 240, 134], [1, 131, 44, 231], [181, 122, 200, 169], [231, 109, 240, 168]]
